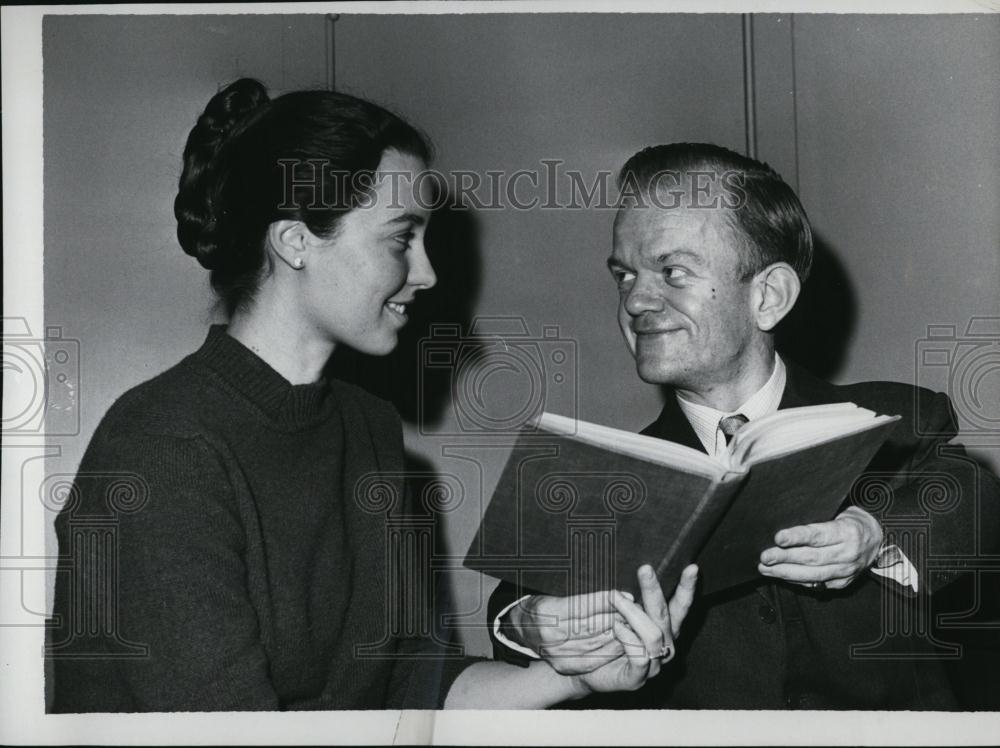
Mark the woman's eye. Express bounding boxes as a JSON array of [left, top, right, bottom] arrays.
[[393, 231, 414, 249]]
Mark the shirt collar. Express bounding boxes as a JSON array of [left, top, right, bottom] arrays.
[[676, 354, 787, 456]]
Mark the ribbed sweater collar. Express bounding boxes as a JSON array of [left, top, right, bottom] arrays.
[[191, 325, 334, 428]]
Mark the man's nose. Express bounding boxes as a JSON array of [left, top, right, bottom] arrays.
[[623, 278, 664, 317]]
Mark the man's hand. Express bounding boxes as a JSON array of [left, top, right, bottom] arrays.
[[758, 506, 883, 590], [506, 589, 628, 675], [573, 564, 699, 695]]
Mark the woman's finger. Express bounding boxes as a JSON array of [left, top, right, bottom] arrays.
[[613, 617, 655, 679], [539, 628, 616, 657], [574, 636, 627, 666], [533, 590, 620, 622], [544, 635, 626, 675], [611, 590, 669, 662], [611, 612, 642, 649]]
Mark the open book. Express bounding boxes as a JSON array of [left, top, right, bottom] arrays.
[[464, 403, 900, 597]]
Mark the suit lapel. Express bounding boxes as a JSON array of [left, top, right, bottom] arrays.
[[641, 392, 705, 452], [779, 359, 844, 410]]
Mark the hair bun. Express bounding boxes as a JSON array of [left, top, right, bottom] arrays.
[[195, 78, 270, 150], [174, 78, 270, 269]]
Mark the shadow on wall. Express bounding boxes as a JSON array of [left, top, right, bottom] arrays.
[[776, 232, 857, 380], [326, 194, 482, 424]]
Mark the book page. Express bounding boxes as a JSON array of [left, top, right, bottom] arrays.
[[536, 412, 726, 478], [727, 403, 900, 467]]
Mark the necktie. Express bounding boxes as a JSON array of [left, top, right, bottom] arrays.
[[718, 413, 749, 446]]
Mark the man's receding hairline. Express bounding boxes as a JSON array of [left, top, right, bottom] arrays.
[[614, 187, 757, 278]]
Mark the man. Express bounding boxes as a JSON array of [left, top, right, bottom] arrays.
[[488, 143, 1000, 709]]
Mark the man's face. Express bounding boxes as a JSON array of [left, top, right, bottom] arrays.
[[609, 197, 758, 392]]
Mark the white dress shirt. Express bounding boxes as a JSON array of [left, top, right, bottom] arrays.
[[676, 355, 787, 457], [494, 354, 917, 658]]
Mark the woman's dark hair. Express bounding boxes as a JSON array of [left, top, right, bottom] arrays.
[[175, 78, 431, 315], [618, 143, 813, 282]]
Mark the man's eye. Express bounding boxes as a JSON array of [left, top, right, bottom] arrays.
[[612, 270, 635, 287], [663, 267, 689, 281], [393, 231, 414, 249]]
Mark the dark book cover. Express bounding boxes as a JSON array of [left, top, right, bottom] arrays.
[[464, 417, 899, 598], [691, 418, 899, 594]]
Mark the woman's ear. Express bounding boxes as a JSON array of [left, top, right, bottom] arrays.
[[751, 262, 801, 332], [266, 220, 310, 270]]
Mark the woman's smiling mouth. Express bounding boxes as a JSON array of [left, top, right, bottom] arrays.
[[385, 301, 409, 320]]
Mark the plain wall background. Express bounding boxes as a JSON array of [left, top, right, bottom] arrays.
[[42, 13, 999, 662], [43, 14, 328, 479], [793, 15, 1000, 381]]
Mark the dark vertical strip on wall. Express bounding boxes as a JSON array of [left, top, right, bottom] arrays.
[[789, 14, 801, 193], [742, 13, 757, 159], [326, 14, 339, 91]]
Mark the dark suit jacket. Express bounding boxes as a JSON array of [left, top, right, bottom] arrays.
[[488, 362, 1000, 709]]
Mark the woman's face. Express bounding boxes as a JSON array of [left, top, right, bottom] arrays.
[[300, 149, 436, 355]]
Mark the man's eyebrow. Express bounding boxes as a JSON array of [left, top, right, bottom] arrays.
[[606, 256, 630, 271], [655, 249, 704, 265], [386, 212, 426, 227]]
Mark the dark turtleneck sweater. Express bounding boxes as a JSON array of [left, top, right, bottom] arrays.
[[51, 327, 470, 711]]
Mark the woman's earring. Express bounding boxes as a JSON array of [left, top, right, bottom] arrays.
[[293, 257, 304, 269]]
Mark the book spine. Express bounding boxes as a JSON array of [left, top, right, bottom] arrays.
[[653, 474, 746, 589]]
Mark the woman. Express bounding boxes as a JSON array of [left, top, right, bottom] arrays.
[[50, 78, 696, 711]]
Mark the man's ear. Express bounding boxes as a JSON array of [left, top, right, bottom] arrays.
[[266, 220, 311, 270], [751, 262, 801, 332]]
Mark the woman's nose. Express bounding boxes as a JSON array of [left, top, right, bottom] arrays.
[[408, 241, 437, 291]]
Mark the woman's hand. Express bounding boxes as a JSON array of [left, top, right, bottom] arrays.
[[573, 564, 698, 695], [444, 566, 698, 708], [508, 590, 627, 675]]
